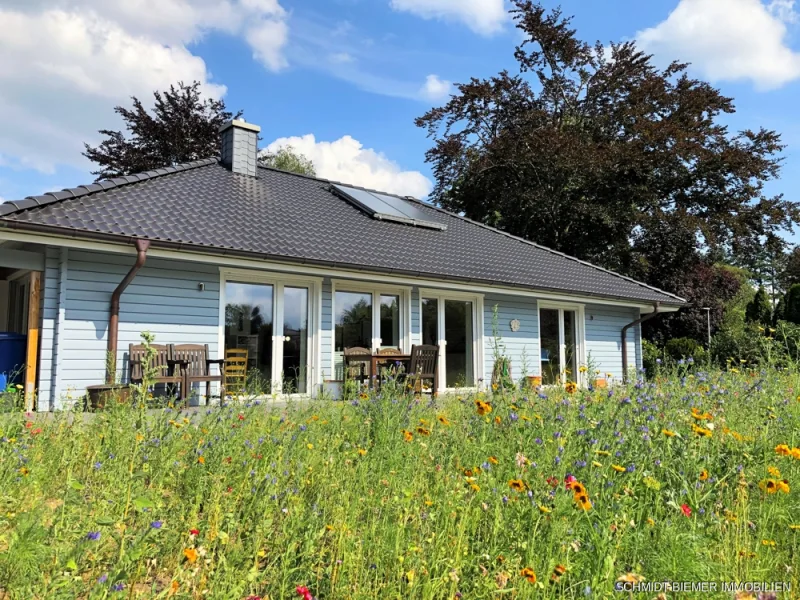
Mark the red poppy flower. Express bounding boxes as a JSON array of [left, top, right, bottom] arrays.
[[24, 421, 33, 429], [681, 503, 692, 517], [189, 528, 200, 536], [238, 413, 245, 421], [546, 476, 559, 488], [564, 475, 577, 490], [296, 586, 313, 600]]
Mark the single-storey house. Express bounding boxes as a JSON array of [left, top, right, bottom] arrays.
[[0, 120, 685, 410]]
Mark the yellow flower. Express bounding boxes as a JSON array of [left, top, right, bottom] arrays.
[[183, 547, 198, 563], [789, 524, 800, 531], [774, 444, 791, 456], [416, 427, 431, 436], [646, 518, 655, 527], [475, 400, 492, 415], [469, 483, 480, 492], [357, 448, 367, 456], [564, 381, 578, 394], [776, 480, 790, 494], [401, 429, 413, 442], [306, 443, 314, 450], [574, 492, 592, 511], [488, 456, 499, 465], [509, 479, 527, 492], [15, 384, 23, 390], [761, 539, 776, 547], [579, 365, 588, 373], [617, 572, 645, 584], [18, 467, 30, 476], [592, 461, 603, 468], [699, 469, 709, 481], [662, 429, 676, 437], [538, 505, 551, 514], [791, 447, 800, 459], [520, 567, 537, 584], [198, 456, 205, 465], [595, 450, 611, 457], [691, 424, 712, 437], [767, 466, 781, 478], [759, 479, 778, 494], [612, 464, 626, 473], [437, 415, 451, 426]]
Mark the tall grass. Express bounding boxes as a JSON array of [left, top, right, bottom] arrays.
[[1, 365, 799, 598]]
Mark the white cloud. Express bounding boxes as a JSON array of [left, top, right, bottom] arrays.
[[390, 0, 507, 35], [420, 74, 453, 101], [263, 134, 433, 198], [0, 0, 288, 173], [637, 0, 800, 90]]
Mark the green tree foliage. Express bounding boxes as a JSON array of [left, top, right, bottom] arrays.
[[416, 1, 795, 344], [784, 284, 800, 325], [84, 82, 241, 180], [259, 145, 316, 176], [780, 246, 800, 291], [745, 286, 772, 327]]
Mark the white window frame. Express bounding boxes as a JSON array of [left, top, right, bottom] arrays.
[[331, 280, 412, 380], [418, 288, 485, 394], [219, 268, 322, 397], [537, 300, 586, 386]]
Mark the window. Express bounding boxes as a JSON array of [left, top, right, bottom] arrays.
[[332, 285, 408, 379], [420, 292, 481, 391], [221, 271, 318, 396], [539, 304, 583, 386]]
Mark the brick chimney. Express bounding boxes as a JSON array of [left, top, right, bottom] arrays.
[[219, 119, 260, 177]]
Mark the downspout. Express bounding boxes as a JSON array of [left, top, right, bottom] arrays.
[[621, 303, 661, 382], [106, 239, 150, 383]]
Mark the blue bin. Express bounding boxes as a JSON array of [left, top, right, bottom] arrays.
[[0, 332, 26, 388]]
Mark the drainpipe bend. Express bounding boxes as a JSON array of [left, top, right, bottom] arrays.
[[106, 238, 150, 383], [621, 303, 661, 383]]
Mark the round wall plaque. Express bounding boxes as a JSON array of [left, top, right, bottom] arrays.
[[509, 319, 521, 332]]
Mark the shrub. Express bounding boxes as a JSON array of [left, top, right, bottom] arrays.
[[745, 286, 772, 326], [642, 339, 662, 375], [664, 337, 707, 364], [784, 283, 800, 324]]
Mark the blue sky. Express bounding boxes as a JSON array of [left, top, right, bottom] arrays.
[[1, 0, 799, 238]]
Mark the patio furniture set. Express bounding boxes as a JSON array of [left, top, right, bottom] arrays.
[[343, 344, 439, 393]]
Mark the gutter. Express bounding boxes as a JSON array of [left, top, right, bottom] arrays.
[[621, 303, 661, 382], [106, 238, 150, 383]]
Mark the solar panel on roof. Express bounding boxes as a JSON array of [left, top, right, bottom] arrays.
[[331, 184, 446, 231]]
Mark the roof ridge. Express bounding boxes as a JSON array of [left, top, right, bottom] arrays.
[[0, 157, 219, 217], [257, 164, 684, 304]]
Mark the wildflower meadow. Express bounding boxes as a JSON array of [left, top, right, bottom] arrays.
[[1, 366, 799, 599]]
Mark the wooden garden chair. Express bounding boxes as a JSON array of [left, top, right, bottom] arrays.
[[399, 344, 439, 396], [128, 343, 182, 395], [224, 348, 248, 395], [343, 346, 372, 385], [170, 344, 224, 401]]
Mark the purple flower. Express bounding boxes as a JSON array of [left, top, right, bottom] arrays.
[[86, 531, 101, 541], [150, 521, 163, 529], [93, 461, 102, 470], [112, 583, 125, 592], [509, 412, 518, 422], [98, 573, 108, 584]]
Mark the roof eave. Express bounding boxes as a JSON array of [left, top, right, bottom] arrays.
[[0, 219, 687, 307]]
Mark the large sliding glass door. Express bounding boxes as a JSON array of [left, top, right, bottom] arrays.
[[224, 278, 314, 395], [539, 306, 581, 386], [421, 294, 478, 390]]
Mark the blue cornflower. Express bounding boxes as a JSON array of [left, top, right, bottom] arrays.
[[98, 573, 108, 584], [94, 461, 102, 470], [112, 583, 125, 592], [86, 531, 101, 541], [509, 412, 518, 422], [150, 521, 163, 529]]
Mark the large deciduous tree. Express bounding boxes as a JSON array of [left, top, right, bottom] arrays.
[[84, 81, 242, 180], [416, 1, 796, 343]]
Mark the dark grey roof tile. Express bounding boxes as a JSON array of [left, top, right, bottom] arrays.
[[0, 161, 684, 305]]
